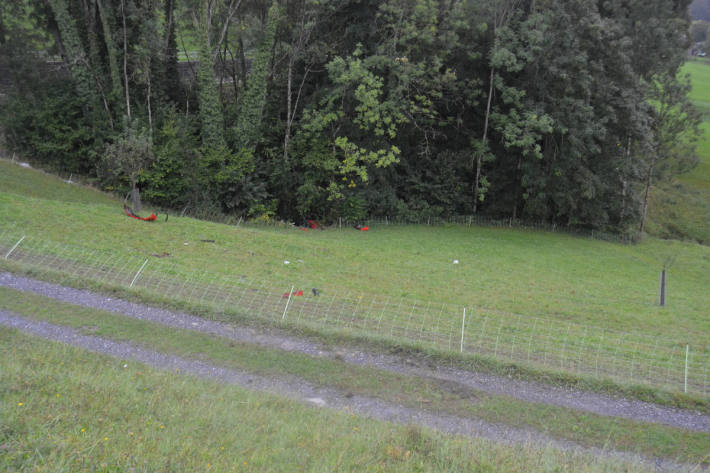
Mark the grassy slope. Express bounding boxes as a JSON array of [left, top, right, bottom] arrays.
[[1, 328, 659, 473], [1, 159, 710, 349], [3, 286, 708, 462], [646, 60, 710, 242]]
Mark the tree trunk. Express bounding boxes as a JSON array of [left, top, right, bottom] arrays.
[[121, 0, 131, 118], [619, 135, 632, 225], [474, 67, 495, 213], [130, 178, 142, 213], [238, 32, 247, 89], [639, 161, 655, 234], [283, 54, 294, 162], [511, 155, 522, 219], [147, 74, 152, 132]]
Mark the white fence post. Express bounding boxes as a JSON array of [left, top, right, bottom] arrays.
[[460, 308, 466, 353], [129, 259, 149, 288], [685, 344, 690, 394], [282, 285, 295, 321], [4, 235, 25, 260]]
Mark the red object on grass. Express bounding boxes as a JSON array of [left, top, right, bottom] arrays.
[[123, 204, 156, 221], [308, 219, 318, 229], [282, 290, 304, 298], [360, 226, 369, 231]]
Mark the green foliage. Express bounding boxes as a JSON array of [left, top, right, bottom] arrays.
[[98, 121, 154, 201], [294, 47, 407, 216], [47, 0, 98, 111], [141, 112, 197, 207], [231, 2, 281, 153], [1, 81, 104, 174], [198, 145, 260, 213], [196, 14, 225, 151], [0, 0, 701, 231]]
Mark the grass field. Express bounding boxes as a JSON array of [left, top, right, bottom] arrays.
[[5, 329, 665, 473], [1, 158, 710, 399], [1, 159, 709, 344]]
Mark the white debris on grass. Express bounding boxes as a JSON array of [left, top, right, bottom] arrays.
[[306, 397, 326, 406]]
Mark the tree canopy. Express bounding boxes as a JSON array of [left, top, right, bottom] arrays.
[[0, 0, 700, 233]]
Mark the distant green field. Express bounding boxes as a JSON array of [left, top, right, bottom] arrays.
[[680, 60, 710, 186]]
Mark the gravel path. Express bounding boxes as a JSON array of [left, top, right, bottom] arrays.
[[2, 271, 709, 436], [0, 310, 693, 472]]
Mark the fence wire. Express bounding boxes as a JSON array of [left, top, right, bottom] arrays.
[[0, 232, 706, 397]]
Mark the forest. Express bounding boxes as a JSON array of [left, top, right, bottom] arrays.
[[0, 0, 702, 233]]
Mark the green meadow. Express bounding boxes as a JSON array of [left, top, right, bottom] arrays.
[[2, 159, 710, 348], [1, 327, 665, 473]]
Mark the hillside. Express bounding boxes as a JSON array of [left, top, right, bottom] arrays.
[[2, 157, 710, 400]]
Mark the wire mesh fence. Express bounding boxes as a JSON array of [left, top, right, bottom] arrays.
[[1, 231, 706, 397]]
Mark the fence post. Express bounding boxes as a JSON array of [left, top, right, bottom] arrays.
[[527, 318, 537, 362], [376, 296, 389, 330], [4, 235, 26, 260], [129, 259, 149, 288], [560, 322, 571, 370], [684, 344, 689, 394], [282, 285, 295, 321], [460, 308, 466, 353], [659, 269, 667, 307]]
